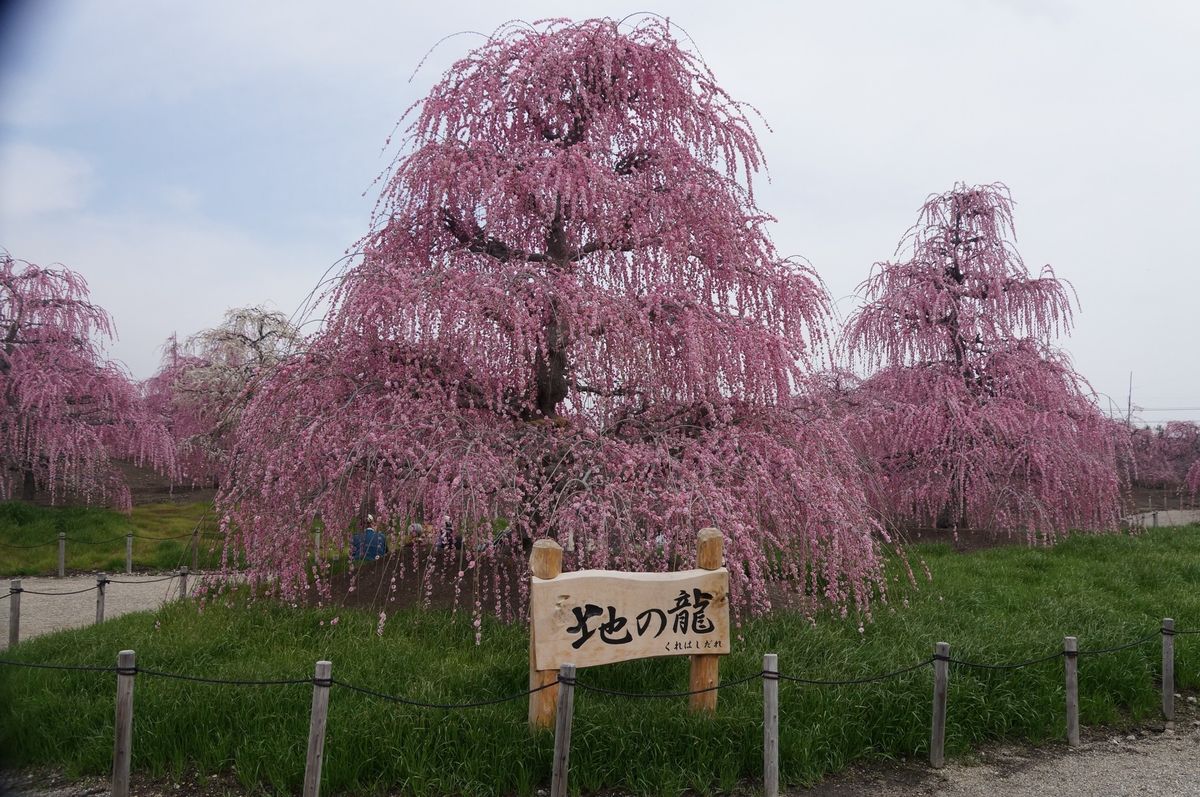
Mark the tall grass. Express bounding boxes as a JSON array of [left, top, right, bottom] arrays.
[[1, 527, 1198, 795], [0, 501, 220, 576]]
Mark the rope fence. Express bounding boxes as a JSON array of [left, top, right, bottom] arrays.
[[0, 527, 219, 577], [0, 619, 1195, 797], [5, 570, 190, 648]]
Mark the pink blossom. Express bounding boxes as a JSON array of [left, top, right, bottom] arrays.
[[218, 17, 887, 619]]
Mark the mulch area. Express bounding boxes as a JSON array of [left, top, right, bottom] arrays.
[[308, 543, 529, 618]]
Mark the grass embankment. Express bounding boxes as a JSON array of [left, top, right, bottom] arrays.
[[0, 501, 220, 576], [2, 528, 1200, 795]]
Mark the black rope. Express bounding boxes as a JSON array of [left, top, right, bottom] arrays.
[[105, 574, 177, 585], [1077, 631, 1160, 656], [947, 651, 1063, 670], [68, 535, 127, 546], [776, 658, 933, 685], [0, 659, 115, 673], [0, 591, 11, 601], [332, 677, 559, 709], [1173, 629, 1200, 635], [19, 585, 99, 596], [573, 670, 762, 698], [0, 540, 56, 549], [136, 667, 310, 686]]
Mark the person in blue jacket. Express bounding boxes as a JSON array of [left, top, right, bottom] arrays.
[[350, 515, 388, 562]]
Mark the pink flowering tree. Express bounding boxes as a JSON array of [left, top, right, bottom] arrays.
[[146, 308, 300, 485], [844, 184, 1122, 538], [1130, 422, 1200, 494], [220, 17, 888, 618], [0, 251, 174, 508]]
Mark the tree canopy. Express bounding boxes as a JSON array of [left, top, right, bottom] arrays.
[[220, 17, 889, 617], [1, 251, 173, 508], [844, 184, 1121, 538]]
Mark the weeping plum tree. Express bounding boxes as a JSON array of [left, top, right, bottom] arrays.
[[1130, 421, 1200, 493], [221, 17, 888, 617], [0, 251, 173, 508], [844, 184, 1122, 538], [145, 308, 300, 485]]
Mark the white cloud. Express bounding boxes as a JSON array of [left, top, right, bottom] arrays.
[[2, 201, 337, 380], [0, 142, 94, 219]]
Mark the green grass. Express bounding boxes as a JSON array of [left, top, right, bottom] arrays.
[[1, 527, 1199, 795], [0, 501, 221, 576]]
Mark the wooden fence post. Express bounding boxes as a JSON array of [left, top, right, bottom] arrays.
[[529, 539, 563, 730], [930, 641, 949, 768], [191, 529, 199, 573], [112, 649, 136, 797], [690, 528, 723, 713], [8, 578, 20, 648], [763, 653, 779, 797], [302, 660, 333, 797], [178, 566, 189, 600], [550, 662, 577, 797], [1065, 636, 1079, 746], [125, 533, 133, 575], [313, 529, 322, 561], [58, 532, 66, 577], [1162, 618, 1175, 723], [96, 573, 107, 625]]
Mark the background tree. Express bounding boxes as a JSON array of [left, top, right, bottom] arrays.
[[221, 17, 889, 616], [1129, 421, 1200, 494], [844, 184, 1121, 538], [146, 307, 300, 485], [0, 251, 173, 509]]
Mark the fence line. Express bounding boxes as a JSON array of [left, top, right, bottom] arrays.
[[1, 527, 219, 576], [0, 622, 1195, 797], [3, 571, 188, 646]]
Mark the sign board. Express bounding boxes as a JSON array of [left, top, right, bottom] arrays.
[[531, 567, 731, 670]]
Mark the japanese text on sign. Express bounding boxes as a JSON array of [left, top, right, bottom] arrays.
[[531, 568, 730, 670]]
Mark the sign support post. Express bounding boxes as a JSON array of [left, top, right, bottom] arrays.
[[689, 528, 723, 713], [529, 539, 563, 730]]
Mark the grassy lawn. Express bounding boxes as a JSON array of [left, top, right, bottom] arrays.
[[1, 526, 1198, 795], [0, 501, 221, 576]]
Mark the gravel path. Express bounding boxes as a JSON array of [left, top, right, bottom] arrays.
[[2, 573, 196, 650], [803, 700, 1200, 797]]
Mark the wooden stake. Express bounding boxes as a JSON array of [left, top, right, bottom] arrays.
[[179, 566, 189, 600], [550, 663, 577, 797], [529, 539, 563, 730], [191, 529, 199, 573], [58, 532, 66, 578], [930, 641, 949, 768], [8, 578, 20, 648], [763, 653, 779, 797], [1064, 636, 1079, 746], [112, 649, 135, 797], [1162, 618, 1175, 723], [302, 660, 332, 797], [689, 528, 723, 713], [125, 533, 133, 575], [96, 573, 107, 625]]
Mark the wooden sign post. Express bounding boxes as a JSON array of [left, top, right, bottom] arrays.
[[528, 528, 730, 729], [689, 528, 723, 713], [529, 539, 563, 730]]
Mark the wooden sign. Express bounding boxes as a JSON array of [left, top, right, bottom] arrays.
[[531, 568, 731, 670], [528, 528, 727, 729]]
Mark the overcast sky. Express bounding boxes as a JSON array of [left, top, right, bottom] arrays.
[[1, 0, 1197, 423]]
